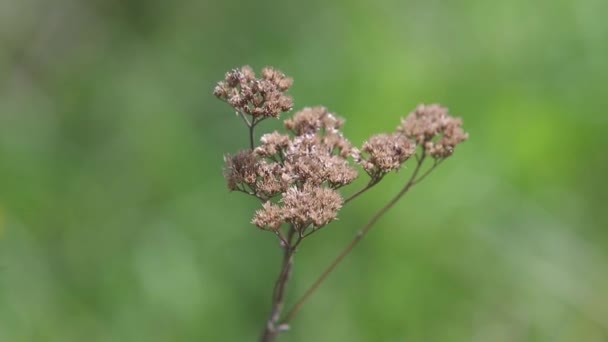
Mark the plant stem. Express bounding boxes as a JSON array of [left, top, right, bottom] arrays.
[[249, 121, 256, 151], [281, 154, 431, 325], [260, 226, 298, 342], [343, 176, 382, 205]]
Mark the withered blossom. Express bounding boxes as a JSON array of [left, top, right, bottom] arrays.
[[322, 132, 355, 159], [252, 202, 284, 231], [284, 106, 345, 136], [282, 184, 343, 228], [357, 133, 416, 176], [254, 132, 291, 157], [255, 160, 289, 198], [214, 66, 293, 119], [283, 152, 357, 188], [285, 107, 355, 158], [283, 133, 358, 188], [398, 104, 468, 158], [223, 150, 258, 191], [253, 184, 343, 231]]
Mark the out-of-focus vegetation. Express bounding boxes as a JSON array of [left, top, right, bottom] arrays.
[[1, 0, 607, 341]]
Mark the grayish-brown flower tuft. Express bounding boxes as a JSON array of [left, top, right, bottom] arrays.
[[285, 107, 355, 158], [252, 184, 343, 231], [252, 202, 284, 231], [223, 151, 258, 191], [282, 184, 343, 229], [254, 131, 292, 157], [398, 104, 468, 158], [254, 160, 289, 199], [284, 107, 344, 136], [213, 66, 294, 119], [357, 133, 416, 176]]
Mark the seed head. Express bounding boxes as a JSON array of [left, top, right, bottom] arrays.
[[398, 104, 468, 158], [214, 66, 294, 119], [357, 133, 416, 176]]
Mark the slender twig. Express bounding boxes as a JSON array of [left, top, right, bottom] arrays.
[[249, 123, 256, 150], [275, 230, 289, 248], [281, 153, 440, 324], [343, 176, 383, 205], [261, 226, 298, 342], [301, 228, 319, 239], [412, 158, 444, 185], [237, 110, 252, 127]]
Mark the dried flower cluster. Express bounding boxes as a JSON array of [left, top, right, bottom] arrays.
[[252, 184, 343, 230], [357, 133, 416, 178], [215, 66, 469, 342], [219, 67, 468, 236], [398, 104, 469, 158], [224, 105, 359, 233], [213, 66, 294, 119]]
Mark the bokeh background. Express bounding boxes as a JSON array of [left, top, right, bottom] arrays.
[[1, 0, 607, 341]]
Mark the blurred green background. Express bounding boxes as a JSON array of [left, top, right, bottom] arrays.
[[1, 0, 607, 341]]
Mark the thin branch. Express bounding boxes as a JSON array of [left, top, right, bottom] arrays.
[[301, 228, 319, 239], [249, 121, 256, 151], [343, 176, 383, 205], [234, 187, 267, 203], [412, 158, 444, 185], [281, 154, 440, 324], [275, 230, 289, 248], [260, 226, 298, 342], [237, 110, 252, 127]]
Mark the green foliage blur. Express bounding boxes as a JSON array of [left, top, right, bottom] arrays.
[[1, 0, 607, 340]]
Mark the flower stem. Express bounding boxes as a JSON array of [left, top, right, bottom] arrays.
[[343, 176, 383, 205], [249, 123, 255, 151], [260, 226, 298, 342]]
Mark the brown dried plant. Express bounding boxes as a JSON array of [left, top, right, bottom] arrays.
[[214, 66, 469, 342]]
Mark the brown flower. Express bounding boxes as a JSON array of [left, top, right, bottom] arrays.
[[283, 134, 358, 188], [398, 104, 468, 158], [214, 66, 294, 119], [357, 133, 416, 176], [254, 132, 292, 157], [284, 107, 345, 136], [255, 160, 289, 199], [281, 184, 343, 229], [251, 184, 343, 231], [252, 202, 284, 231], [223, 151, 258, 191]]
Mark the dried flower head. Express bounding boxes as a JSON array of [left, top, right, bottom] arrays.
[[254, 160, 289, 199], [223, 151, 258, 191], [357, 133, 416, 176], [252, 184, 343, 231], [285, 107, 356, 159], [282, 184, 343, 229], [252, 202, 284, 231], [398, 104, 468, 158], [214, 66, 294, 119], [255, 132, 292, 157], [284, 107, 345, 136], [281, 132, 358, 188]]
